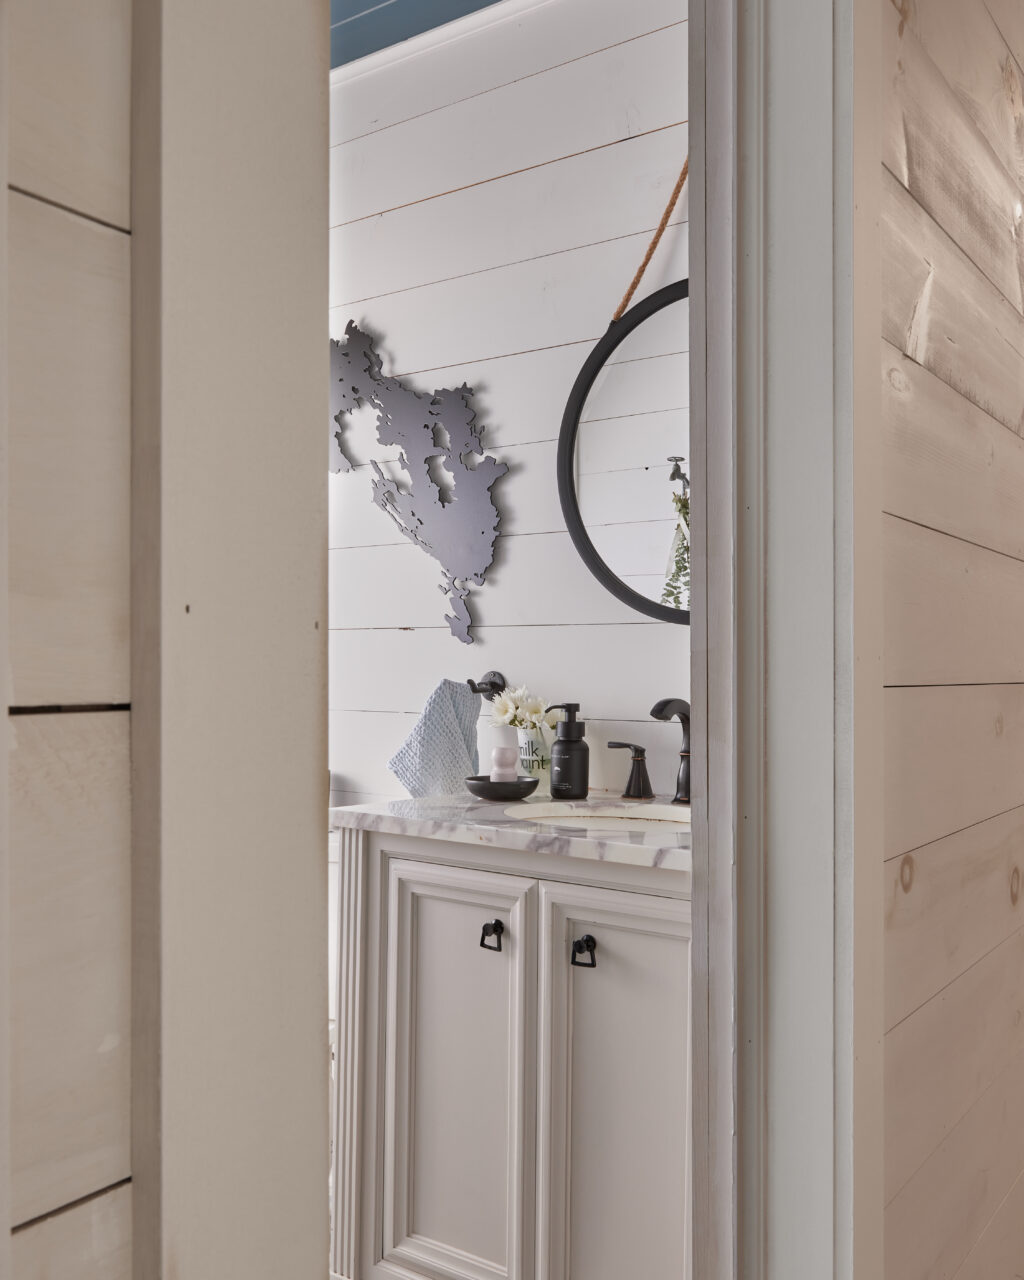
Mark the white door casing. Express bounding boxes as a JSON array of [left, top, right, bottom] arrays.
[[690, 0, 885, 1275]]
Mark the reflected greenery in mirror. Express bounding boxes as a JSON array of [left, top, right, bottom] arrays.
[[557, 280, 690, 625]]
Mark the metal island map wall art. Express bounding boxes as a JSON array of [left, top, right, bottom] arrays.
[[330, 321, 508, 644]]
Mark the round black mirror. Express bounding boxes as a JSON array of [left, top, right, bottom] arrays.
[[557, 280, 690, 624]]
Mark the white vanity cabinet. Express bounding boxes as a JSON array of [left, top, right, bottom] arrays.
[[537, 884, 691, 1280], [381, 861, 536, 1280], [332, 826, 691, 1280]]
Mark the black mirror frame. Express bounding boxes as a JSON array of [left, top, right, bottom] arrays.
[[556, 278, 690, 625]]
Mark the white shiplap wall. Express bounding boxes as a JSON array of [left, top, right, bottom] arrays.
[[329, 0, 689, 805]]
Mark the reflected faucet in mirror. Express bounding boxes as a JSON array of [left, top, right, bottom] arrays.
[[650, 698, 690, 804]]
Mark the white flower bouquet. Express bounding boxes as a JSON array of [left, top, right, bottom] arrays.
[[490, 686, 562, 783], [489, 685, 561, 730]]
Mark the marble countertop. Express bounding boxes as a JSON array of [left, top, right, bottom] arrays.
[[329, 794, 692, 875]]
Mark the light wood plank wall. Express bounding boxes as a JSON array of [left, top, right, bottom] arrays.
[[5, 0, 133, 1269], [328, 0, 690, 809], [882, 0, 1024, 1274]]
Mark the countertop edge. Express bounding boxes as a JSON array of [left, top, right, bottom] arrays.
[[329, 799, 692, 878]]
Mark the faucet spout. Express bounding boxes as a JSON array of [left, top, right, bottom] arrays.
[[649, 698, 690, 804]]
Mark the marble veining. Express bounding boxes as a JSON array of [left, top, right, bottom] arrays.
[[329, 794, 692, 873]]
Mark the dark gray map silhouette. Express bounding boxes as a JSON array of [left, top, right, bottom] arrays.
[[330, 321, 508, 644]]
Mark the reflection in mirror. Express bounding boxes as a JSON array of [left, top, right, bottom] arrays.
[[570, 287, 690, 615]]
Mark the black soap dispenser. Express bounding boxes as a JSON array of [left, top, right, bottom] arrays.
[[545, 703, 590, 800]]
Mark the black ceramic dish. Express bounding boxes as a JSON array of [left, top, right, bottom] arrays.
[[465, 775, 539, 802]]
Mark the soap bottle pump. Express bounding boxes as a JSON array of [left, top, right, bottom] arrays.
[[545, 703, 590, 800]]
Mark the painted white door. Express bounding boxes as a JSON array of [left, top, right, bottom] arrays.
[[380, 859, 537, 1280], [537, 883, 692, 1280]]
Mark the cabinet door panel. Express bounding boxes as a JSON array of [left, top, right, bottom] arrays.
[[538, 884, 691, 1280], [382, 860, 536, 1280]]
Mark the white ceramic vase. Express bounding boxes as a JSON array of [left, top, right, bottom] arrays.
[[489, 724, 520, 781], [517, 725, 551, 789]]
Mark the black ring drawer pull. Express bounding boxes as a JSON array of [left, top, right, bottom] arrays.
[[571, 934, 597, 968], [480, 920, 504, 952]]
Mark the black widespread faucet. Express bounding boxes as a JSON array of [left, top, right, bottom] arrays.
[[650, 698, 690, 804]]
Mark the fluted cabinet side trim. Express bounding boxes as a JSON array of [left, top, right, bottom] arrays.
[[333, 827, 369, 1279]]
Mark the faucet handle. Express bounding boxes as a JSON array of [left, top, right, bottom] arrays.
[[608, 743, 655, 800]]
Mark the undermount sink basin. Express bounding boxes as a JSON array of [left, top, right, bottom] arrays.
[[508, 802, 691, 831]]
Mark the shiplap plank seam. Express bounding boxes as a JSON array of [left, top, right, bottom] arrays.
[[338, 709, 673, 722], [881, 168, 1021, 333], [897, 0, 1024, 195], [395, 341, 687, 381], [882, 160, 1024, 321], [332, 223, 688, 373], [948, 1160, 1024, 1280], [884, 922, 1024, 1199], [333, 124, 691, 302], [332, 20, 688, 150], [336, 121, 686, 229], [10, 1179, 131, 1279], [331, 520, 683, 553], [885, 805, 1024, 1028], [882, 341, 1024, 562], [331, 0, 686, 137], [883, 339, 1021, 447], [882, 169, 1024, 436], [883, 1045, 1024, 1276], [882, 511, 1024, 569], [6, 184, 131, 239], [11, 1176, 131, 1236], [886, 923, 1024, 1036], [883, 515, 1024, 684], [8, 704, 132, 715], [583, 407, 689, 424], [8, 0, 132, 229], [340, 215, 687, 307], [341, 406, 689, 462], [884, 799, 1024, 864], [985, 0, 1024, 79], [328, 623, 661, 631], [921, 198, 1024, 356], [883, 1, 1024, 315], [8, 190, 131, 704], [10, 712, 131, 1222], [884, 685, 1024, 856], [401, 341, 593, 379], [886, 1053, 1023, 1218], [331, 23, 688, 225], [884, 682, 1024, 689]]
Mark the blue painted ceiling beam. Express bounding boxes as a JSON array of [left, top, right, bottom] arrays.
[[331, 0, 506, 69]]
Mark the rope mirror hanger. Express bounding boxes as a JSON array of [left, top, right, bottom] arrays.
[[556, 157, 691, 625]]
